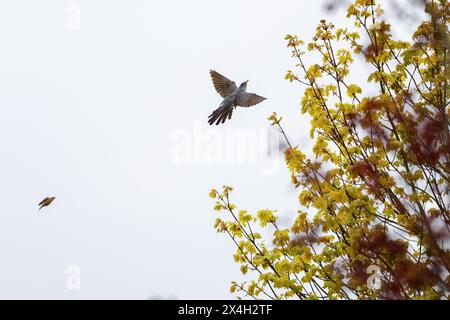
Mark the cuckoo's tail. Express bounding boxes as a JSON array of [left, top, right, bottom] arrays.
[[208, 106, 234, 125]]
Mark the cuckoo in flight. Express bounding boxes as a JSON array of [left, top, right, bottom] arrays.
[[208, 70, 266, 125], [38, 197, 55, 210]]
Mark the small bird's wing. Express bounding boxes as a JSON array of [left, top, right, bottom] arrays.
[[210, 70, 238, 98], [39, 197, 49, 206], [235, 92, 267, 108]]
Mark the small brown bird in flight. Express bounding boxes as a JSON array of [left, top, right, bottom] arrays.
[[38, 197, 55, 210], [208, 70, 267, 125]]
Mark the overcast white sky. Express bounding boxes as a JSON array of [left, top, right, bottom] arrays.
[[0, 0, 422, 299]]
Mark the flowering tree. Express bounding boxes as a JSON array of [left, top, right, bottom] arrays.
[[210, 0, 449, 299]]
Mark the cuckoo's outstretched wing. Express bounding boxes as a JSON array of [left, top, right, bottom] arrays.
[[210, 70, 238, 98], [235, 92, 267, 108]]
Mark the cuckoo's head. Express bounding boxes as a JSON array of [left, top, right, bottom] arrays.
[[239, 80, 249, 90]]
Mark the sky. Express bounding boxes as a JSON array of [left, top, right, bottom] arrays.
[[0, 0, 423, 299]]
